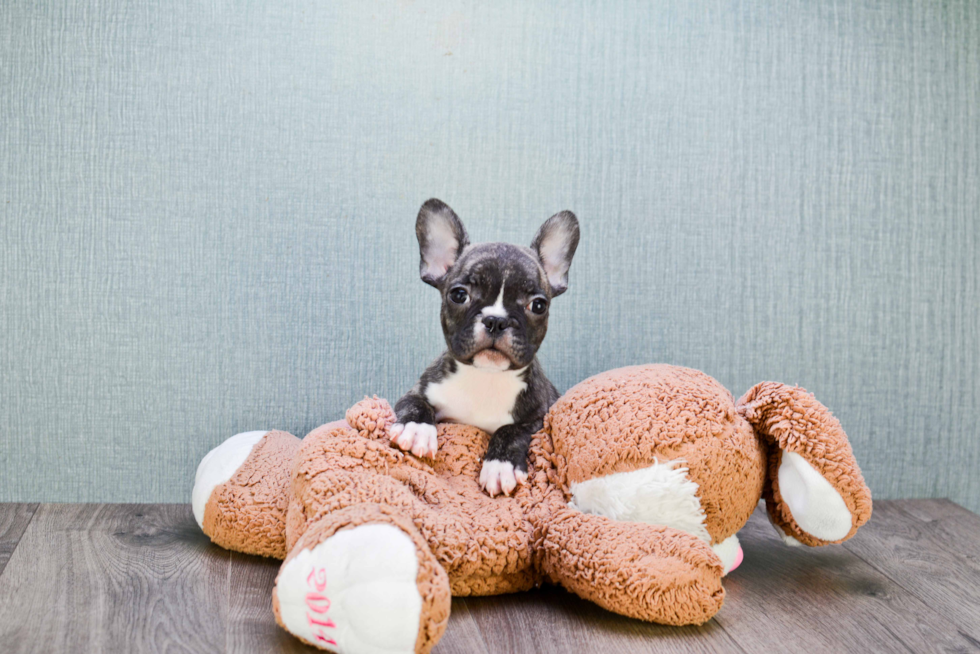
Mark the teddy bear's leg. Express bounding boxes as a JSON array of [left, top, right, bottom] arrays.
[[273, 504, 450, 654], [537, 507, 725, 626], [191, 429, 302, 558], [737, 382, 873, 547]]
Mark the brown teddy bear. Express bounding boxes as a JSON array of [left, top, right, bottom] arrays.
[[192, 364, 871, 653]]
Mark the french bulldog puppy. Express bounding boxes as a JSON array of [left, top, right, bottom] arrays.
[[391, 199, 580, 497]]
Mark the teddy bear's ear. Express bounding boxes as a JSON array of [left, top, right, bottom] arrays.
[[737, 383, 872, 547]]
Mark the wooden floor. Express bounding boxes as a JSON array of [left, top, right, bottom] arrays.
[[0, 501, 978, 653]]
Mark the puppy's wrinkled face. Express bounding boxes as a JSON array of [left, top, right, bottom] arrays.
[[415, 199, 579, 371], [440, 244, 550, 370]]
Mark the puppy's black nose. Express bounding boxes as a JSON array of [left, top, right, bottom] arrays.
[[482, 315, 508, 336]]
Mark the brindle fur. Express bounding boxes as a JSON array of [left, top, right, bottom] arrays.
[[395, 198, 579, 475]]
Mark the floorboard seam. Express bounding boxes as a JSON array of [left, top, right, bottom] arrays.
[[457, 598, 494, 654], [876, 618, 918, 654], [0, 503, 40, 580], [707, 619, 751, 654], [878, 500, 980, 578], [958, 629, 980, 650]]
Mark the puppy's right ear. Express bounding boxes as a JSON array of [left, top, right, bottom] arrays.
[[416, 198, 469, 287]]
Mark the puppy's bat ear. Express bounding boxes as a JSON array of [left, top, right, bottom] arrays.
[[531, 211, 580, 297], [416, 199, 469, 288]]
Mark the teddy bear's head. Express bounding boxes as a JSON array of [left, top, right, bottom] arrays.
[[539, 365, 764, 566], [537, 364, 871, 569]]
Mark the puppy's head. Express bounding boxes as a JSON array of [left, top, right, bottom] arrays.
[[415, 198, 580, 371]]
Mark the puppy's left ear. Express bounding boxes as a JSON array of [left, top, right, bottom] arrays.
[[531, 211, 580, 296], [416, 198, 469, 288]]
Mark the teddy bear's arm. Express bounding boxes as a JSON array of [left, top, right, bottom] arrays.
[[738, 382, 873, 547], [193, 429, 302, 559], [537, 506, 725, 626]]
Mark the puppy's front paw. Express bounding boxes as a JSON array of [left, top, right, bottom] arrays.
[[479, 460, 528, 497], [389, 422, 439, 458]]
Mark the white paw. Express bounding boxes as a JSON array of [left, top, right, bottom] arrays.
[[389, 422, 439, 458], [275, 524, 422, 653], [479, 460, 527, 497]]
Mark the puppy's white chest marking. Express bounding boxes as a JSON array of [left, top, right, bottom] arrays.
[[425, 364, 527, 434]]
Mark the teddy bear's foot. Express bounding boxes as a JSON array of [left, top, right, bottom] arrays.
[[193, 430, 269, 528], [273, 505, 450, 654]]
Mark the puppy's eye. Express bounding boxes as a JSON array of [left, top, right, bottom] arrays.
[[449, 287, 469, 304], [528, 298, 548, 315]]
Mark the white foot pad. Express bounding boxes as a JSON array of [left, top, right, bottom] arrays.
[[390, 422, 439, 458], [777, 452, 853, 541], [479, 460, 527, 497], [276, 524, 422, 653]]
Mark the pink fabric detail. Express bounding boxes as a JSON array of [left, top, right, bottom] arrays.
[[304, 566, 337, 644], [307, 568, 328, 592], [729, 545, 744, 573]]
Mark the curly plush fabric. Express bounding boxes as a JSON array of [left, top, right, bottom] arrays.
[[288, 397, 539, 596], [203, 430, 300, 558], [535, 507, 725, 624], [196, 364, 873, 651], [543, 365, 767, 545], [737, 382, 873, 545]]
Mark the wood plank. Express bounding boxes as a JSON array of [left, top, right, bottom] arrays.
[[224, 551, 492, 654], [227, 550, 316, 654], [0, 503, 38, 577], [890, 499, 980, 576], [432, 599, 491, 654], [465, 585, 743, 654], [892, 498, 980, 532], [0, 504, 228, 654], [225, 546, 491, 654], [1, 501, 978, 653], [714, 504, 979, 653], [842, 500, 980, 641]]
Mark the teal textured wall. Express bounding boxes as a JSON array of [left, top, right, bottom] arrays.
[[1, 0, 978, 509]]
